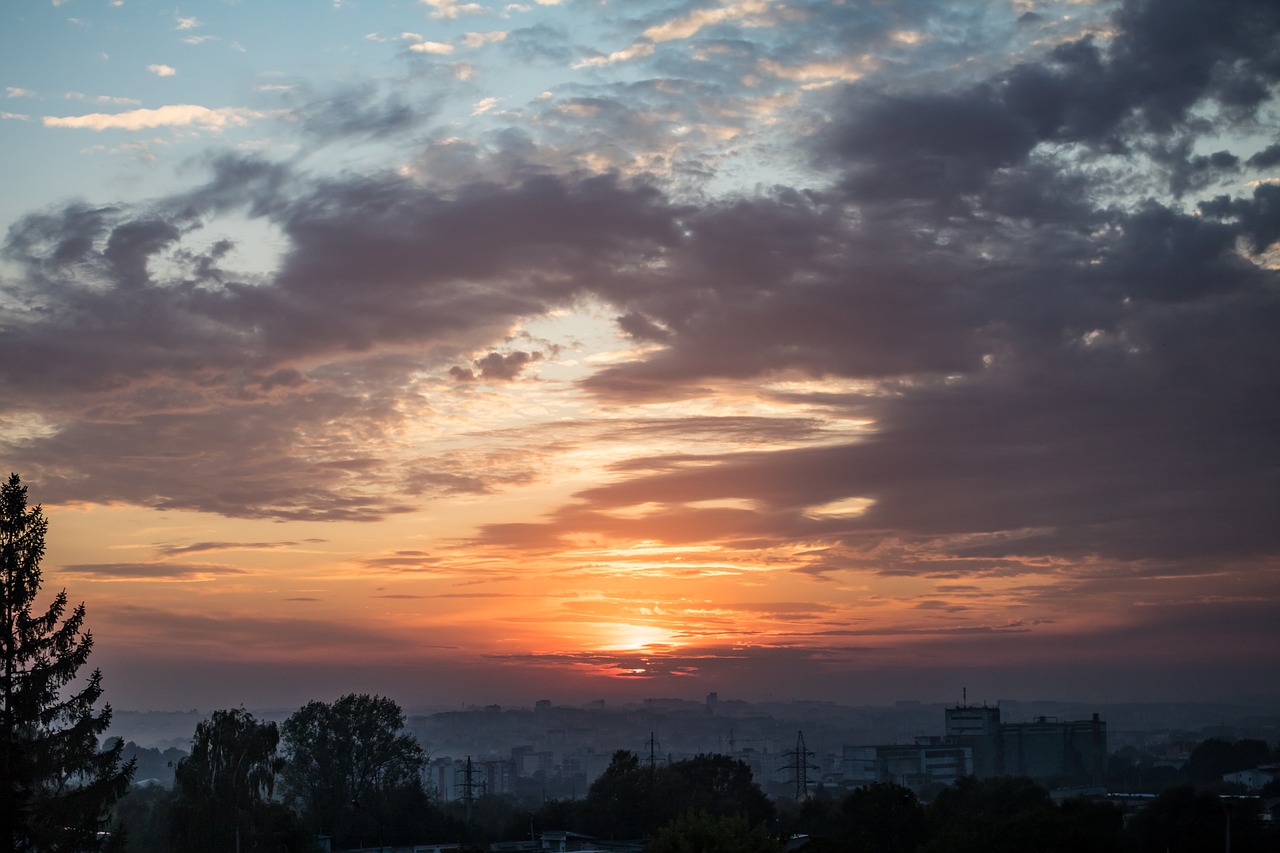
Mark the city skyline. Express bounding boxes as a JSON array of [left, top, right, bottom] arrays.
[[2, 0, 1278, 712]]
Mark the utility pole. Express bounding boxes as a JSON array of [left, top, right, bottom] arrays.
[[784, 731, 818, 800], [645, 732, 661, 828], [457, 755, 483, 824]]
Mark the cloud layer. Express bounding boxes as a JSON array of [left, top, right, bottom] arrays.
[[4, 0, 1279, 704]]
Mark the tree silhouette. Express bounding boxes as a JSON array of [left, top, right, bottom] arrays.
[[1, 473, 134, 851], [281, 693, 426, 848], [583, 751, 773, 840], [647, 810, 783, 853], [171, 708, 305, 852], [832, 783, 923, 853]]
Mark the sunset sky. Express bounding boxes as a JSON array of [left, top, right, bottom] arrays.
[[2, 0, 1278, 713]]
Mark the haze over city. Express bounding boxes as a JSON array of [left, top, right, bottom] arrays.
[[2, 0, 1278, 714]]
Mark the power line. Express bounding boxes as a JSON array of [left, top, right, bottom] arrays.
[[783, 731, 818, 800]]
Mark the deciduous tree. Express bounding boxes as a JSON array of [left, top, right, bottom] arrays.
[[171, 708, 305, 852], [1, 473, 134, 851], [646, 810, 783, 853], [281, 693, 426, 848]]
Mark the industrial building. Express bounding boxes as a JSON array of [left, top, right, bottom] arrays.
[[944, 704, 1107, 785]]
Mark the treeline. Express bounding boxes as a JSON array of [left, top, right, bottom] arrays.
[[518, 757, 1279, 853], [114, 696, 464, 852], [113, 718, 1280, 853], [113, 734, 780, 851], [776, 777, 1277, 853], [1109, 736, 1280, 794]]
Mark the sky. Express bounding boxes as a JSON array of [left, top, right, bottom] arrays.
[[2, 0, 1278, 713]]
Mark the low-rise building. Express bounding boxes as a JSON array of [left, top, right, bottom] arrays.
[[842, 741, 973, 789]]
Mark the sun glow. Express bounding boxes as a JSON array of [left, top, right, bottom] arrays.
[[601, 623, 678, 652]]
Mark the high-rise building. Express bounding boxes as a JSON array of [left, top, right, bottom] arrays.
[[945, 704, 1002, 778]]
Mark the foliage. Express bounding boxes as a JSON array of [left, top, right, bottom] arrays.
[[582, 750, 655, 838], [1, 473, 134, 851], [281, 693, 427, 848], [112, 785, 175, 853], [646, 810, 783, 853], [829, 783, 923, 853], [1124, 785, 1225, 853], [115, 739, 186, 788], [1125, 785, 1278, 853], [170, 708, 307, 852], [1106, 746, 1180, 793], [1183, 738, 1272, 786], [668, 753, 774, 828], [582, 751, 773, 840]]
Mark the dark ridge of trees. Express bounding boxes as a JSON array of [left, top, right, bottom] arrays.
[[1, 473, 134, 851]]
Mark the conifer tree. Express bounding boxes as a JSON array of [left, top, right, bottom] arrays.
[[1, 473, 134, 851]]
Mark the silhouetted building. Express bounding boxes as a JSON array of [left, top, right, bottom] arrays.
[[1001, 714, 1107, 784], [944, 704, 1106, 785], [945, 704, 1002, 777], [843, 740, 973, 789]]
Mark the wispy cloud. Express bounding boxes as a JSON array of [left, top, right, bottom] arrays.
[[642, 0, 772, 43], [58, 562, 249, 580], [43, 104, 263, 130], [573, 43, 654, 70], [147, 64, 177, 77], [66, 92, 142, 105], [422, 0, 484, 20], [462, 30, 507, 48]]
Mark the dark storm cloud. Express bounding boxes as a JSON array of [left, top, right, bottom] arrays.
[[1199, 183, 1280, 254], [1247, 143, 1280, 168]]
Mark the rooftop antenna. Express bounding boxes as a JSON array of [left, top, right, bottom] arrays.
[[963, 687, 967, 708]]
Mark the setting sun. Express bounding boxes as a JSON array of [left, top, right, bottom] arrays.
[[600, 624, 678, 653]]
